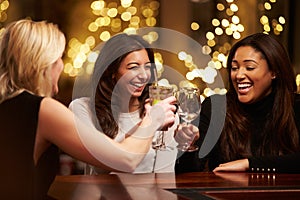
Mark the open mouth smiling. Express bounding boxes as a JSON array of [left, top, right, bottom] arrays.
[[237, 83, 252, 93], [131, 82, 146, 88]]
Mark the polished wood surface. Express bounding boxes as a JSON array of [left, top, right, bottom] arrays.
[[48, 172, 300, 199]]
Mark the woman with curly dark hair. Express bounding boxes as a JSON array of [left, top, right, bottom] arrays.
[[176, 33, 300, 174]]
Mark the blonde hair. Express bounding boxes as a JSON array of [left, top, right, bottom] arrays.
[[0, 19, 66, 103]]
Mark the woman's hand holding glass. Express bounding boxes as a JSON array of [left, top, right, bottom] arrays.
[[144, 95, 177, 134], [175, 87, 201, 152], [174, 123, 200, 151], [149, 85, 175, 150]]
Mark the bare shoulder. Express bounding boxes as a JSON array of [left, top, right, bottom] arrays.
[[40, 97, 74, 119], [41, 97, 68, 111]]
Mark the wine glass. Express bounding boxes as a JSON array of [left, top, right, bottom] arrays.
[[149, 84, 174, 151], [176, 87, 201, 152]]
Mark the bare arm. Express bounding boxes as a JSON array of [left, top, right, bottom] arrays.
[[36, 96, 176, 172]]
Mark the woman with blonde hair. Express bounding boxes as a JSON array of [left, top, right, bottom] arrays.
[[0, 19, 176, 199]]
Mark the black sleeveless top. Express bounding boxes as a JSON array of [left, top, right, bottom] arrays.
[[0, 91, 59, 199]]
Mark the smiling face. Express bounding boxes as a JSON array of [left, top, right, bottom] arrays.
[[113, 49, 151, 100], [230, 46, 276, 104]]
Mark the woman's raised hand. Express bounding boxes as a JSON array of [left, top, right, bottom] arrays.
[[144, 96, 177, 131], [174, 123, 199, 151]]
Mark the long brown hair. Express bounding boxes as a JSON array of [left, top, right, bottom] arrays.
[[91, 33, 155, 139], [220, 33, 299, 161]]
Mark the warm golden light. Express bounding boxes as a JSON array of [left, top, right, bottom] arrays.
[[149, 1, 160, 10], [232, 15, 240, 24], [0, 0, 9, 22], [186, 72, 194, 81], [296, 74, 300, 89], [127, 6, 137, 15], [225, 27, 233, 35], [202, 45, 212, 55], [264, 2, 272, 10], [275, 24, 283, 32], [232, 31, 241, 39], [88, 22, 98, 32], [206, 31, 215, 40], [221, 19, 230, 27], [142, 8, 153, 18], [216, 3, 225, 11], [215, 27, 223, 35], [107, 8, 118, 17], [237, 24, 244, 32], [178, 51, 187, 61], [99, 31, 111, 41], [121, 11, 132, 21], [1, 0, 9, 10], [64, 0, 158, 69], [91, 0, 105, 11], [145, 17, 156, 26], [214, 61, 222, 70], [260, 15, 268, 24], [207, 39, 216, 47], [226, 8, 234, 16], [191, 22, 200, 30], [121, 0, 133, 8], [212, 18, 220, 26], [217, 53, 226, 63], [278, 16, 285, 24], [230, 3, 238, 12]]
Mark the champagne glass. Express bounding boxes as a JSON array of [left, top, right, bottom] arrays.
[[149, 85, 174, 151], [176, 87, 201, 152]]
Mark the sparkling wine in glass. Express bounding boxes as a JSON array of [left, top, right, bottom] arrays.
[[149, 84, 174, 151], [176, 87, 201, 152]]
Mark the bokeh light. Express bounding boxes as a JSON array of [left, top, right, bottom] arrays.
[[64, 0, 160, 77]]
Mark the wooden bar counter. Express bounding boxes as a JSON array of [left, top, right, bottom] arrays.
[[48, 172, 300, 199]]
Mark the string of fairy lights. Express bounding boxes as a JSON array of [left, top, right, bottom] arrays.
[[259, 0, 285, 35], [0, 0, 300, 93], [63, 0, 298, 97], [63, 0, 161, 77], [184, 0, 245, 96], [179, 0, 298, 96]]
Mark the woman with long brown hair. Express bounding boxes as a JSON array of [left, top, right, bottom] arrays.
[[176, 33, 300, 173], [70, 33, 199, 174]]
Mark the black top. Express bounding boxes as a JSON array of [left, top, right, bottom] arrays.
[[175, 93, 300, 174], [0, 91, 59, 199]]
